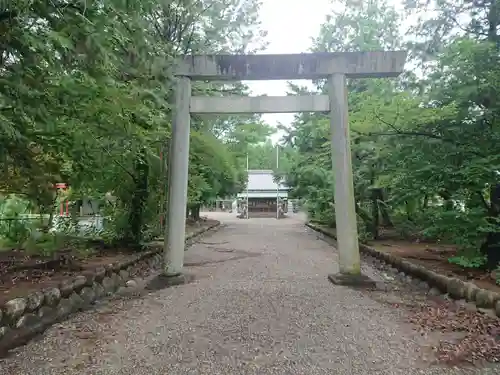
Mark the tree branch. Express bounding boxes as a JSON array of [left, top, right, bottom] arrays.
[[356, 109, 488, 158]]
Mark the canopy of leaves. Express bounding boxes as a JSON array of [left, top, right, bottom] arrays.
[[282, 0, 500, 271], [1, 0, 267, 247]]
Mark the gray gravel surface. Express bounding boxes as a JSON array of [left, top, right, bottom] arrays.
[[0, 213, 498, 375]]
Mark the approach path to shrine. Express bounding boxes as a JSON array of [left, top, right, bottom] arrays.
[[0, 213, 495, 375]]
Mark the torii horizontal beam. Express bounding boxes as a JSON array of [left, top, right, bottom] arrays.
[[176, 51, 407, 80], [190, 95, 330, 114]]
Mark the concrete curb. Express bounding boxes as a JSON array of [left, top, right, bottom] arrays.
[[0, 221, 221, 356], [306, 222, 500, 318]]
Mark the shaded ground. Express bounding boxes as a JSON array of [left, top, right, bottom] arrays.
[[0, 218, 217, 305], [0, 212, 499, 374], [367, 237, 500, 294]]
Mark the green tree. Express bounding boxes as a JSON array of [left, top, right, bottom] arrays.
[[284, 0, 500, 271], [0, 0, 266, 248]]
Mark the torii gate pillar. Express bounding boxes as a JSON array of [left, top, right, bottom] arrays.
[[161, 51, 407, 287]]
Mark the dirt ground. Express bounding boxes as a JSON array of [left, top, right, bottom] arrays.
[[367, 239, 500, 294], [0, 218, 218, 305]]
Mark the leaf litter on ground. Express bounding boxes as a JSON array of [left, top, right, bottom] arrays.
[[407, 297, 500, 365]]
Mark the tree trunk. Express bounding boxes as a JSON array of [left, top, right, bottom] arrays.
[[404, 201, 413, 221], [481, 183, 500, 270], [370, 189, 380, 239], [127, 148, 149, 248], [422, 195, 429, 210], [42, 196, 58, 233], [373, 188, 393, 228], [190, 203, 201, 221]]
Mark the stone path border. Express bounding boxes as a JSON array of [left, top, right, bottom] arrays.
[[306, 222, 500, 318], [0, 220, 220, 356]]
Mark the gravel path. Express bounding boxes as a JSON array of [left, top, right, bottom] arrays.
[[0, 213, 498, 375]]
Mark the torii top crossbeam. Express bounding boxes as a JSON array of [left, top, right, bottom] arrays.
[[176, 51, 407, 81]]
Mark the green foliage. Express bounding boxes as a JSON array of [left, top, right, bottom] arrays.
[[0, 195, 33, 246], [1, 0, 266, 250], [449, 255, 487, 269], [283, 0, 500, 270]]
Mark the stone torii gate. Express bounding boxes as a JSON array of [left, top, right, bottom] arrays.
[[162, 51, 407, 287]]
